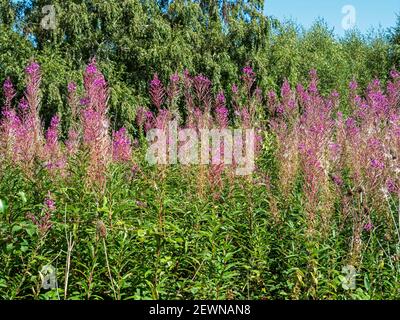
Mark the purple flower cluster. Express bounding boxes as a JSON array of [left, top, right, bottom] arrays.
[[193, 75, 212, 107], [68, 81, 77, 93], [3, 77, 15, 109], [25, 62, 40, 76], [215, 92, 228, 128], [150, 74, 165, 110], [242, 65, 256, 94], [112, 127, 132, 163], [168, 73, 180, 105]]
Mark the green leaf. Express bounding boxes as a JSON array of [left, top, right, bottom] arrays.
[[12, 225, 22, 233], [26, 225, 37, 237], [364, 274, 371, 291], [18, 191, 27, 203]]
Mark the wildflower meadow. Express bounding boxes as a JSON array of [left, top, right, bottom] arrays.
[[1, 0, 400, 301]]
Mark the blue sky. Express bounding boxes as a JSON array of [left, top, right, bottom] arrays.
[[264, 0, 399, 36]]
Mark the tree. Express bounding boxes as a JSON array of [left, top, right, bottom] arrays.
[[13, 0, 275, 126], [390, 13, 400, 68]]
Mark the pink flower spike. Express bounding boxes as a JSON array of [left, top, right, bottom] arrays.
[[68, 81, 77, 93], [150, 73, 165, 110], [112, 127, 132, 163]]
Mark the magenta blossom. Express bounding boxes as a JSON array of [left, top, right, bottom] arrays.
[[93, 76, 107, 87], [242, 65, 256, 92], [150, 74, 165, 110], [25, 62, 40, 75], [390, 69, 400, 79], [349, 80, 358, 91], [68, 81, 77, 93], [387, 179, 397, 194], [364, 223, 374, 232], [19, 98, 29, 111], [232, 84, 238, 94], [3, 77, 15, 106], [170, 73, 180, 83], [80, 97, 90, 106], [243, 65, 255, 77], [215, 106, 229, 128], [135, 107, 147, 128], [193, 75, 211, 104], [85, 62, 98, 75], [168, 72, 181, 104], [113, 127, 132, 163], [216, 91, 226, 108], [44, 195, 56, 212], [370, 159, 385, 170], [308, 69, 319, 94]]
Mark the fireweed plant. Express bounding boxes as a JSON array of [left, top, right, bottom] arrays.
[[0, 60, 399, 300]]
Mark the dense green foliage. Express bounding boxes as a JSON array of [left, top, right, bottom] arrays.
[[2, 153, 397, 300], [390, 13, 400, 67]]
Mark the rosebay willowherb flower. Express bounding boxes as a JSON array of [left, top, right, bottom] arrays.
[[0, 109, 19, 159], [80, 59, 112, 189], [65, 128, 79, 156], [3, 77, 15, 110], [242, 65, 256, 95], [11, 107, 38, 173], [18, 98, 29, 112], [150, 73, 165, 110], [44, 192, 56, 212], [135, 107, 147, 129], [24, 61, 43, 158], [44, 115, 66, 175], [81, 106, 111, 188], [193, 74, 212, 111], [168, 73, 181, 106], [154, 109, 171, 131], [144, 110, 155, 132], [112, 127, 132, 163], [215, 91, 229, 128], [167, 73, 182, 122]]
